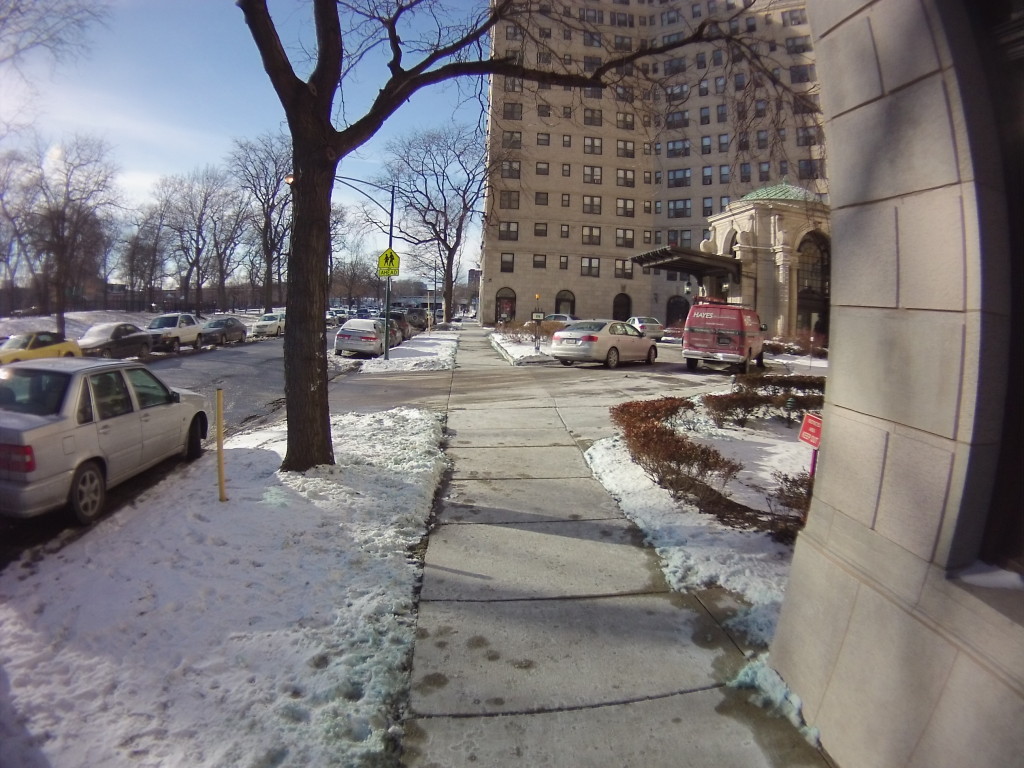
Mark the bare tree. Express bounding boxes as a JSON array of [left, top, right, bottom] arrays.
[[237, 0, 805, 471], [19, 134, 119, 335], [229, 132, 292, 313], [365, 125, 486, 323], [209, 187, 251, 311], [121, 201, 174, 312]]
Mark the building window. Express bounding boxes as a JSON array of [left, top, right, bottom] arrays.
[[498, 222, 519, 241], [499, 190, 520, 209], [798, 158, 824, 179], [501, 160, 521, 178], [702, 197, 713, 216], [779, 159, 789, 177], [536, 191, 549, 205], [782, 8, 808, 25], [667, 168, 691, 188], [583, 195, 602, 214], [500, 252, 514, 272], [614, 259, 634, 278], [616, 168, 635, 187], [581, 257, 600, 277], [537, 104, 551, 118], [584, 165, 603, 184], [537, 132, 550, 146], [562, 163, 572, 177], [702, 166, 713, 185], [561, 134, 572, 149], [667, 199, 691, 218], [786, 35, 812, 53], [583, 136, 603, 154], [755, 99, 768, 118], [505, 25, 522, 40], [738, 132, 749, 151], [559, 255, 568, 270], [536, 161, 550, 175], [560, 224, 570, 238], [720, 196, 731, 210], [504, 76, 522, 92], [616, 198, 635, 217], [719, 165, 730, 183], [615, 230, 635, 248], [561, 193, 571, 207], [681, 230, 692, 247], [759, 162, 770, 182], [701, 136, 712, 155], [757, 129, 769, 149], [614, 35, 632, 51], [717, 103, 728, 123], [582, 226, 602, 245], [534, 222, 548, 237], [584, 55, 602, 73], [797, 126, 823, 146], [501, 131, 521, 148], [699, 106, 710, 125], [790, 64, 815, 84], [666, 139, 689, 158], [616, 140, 635, 158], [502, 102, 523, 120], [533, 254, 547, 269], [718, 133, 729, 152], [583, 31, 602, 47], [740, 162, 751, 182], [617, 112, 635, 130], [715, 76, 726, 94], [562, 105, 573, 118], [643, 230, 652, 244]]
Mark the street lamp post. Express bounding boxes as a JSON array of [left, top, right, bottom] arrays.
[[334, 175, 396, 360]]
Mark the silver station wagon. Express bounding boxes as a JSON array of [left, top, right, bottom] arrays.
[[0, 358, 208, 523]]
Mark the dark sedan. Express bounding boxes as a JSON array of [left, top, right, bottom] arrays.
[[202, 317, 247, 345], [79, 323, 152, 359]]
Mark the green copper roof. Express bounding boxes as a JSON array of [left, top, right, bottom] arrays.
[[740, 179, 820, 202]]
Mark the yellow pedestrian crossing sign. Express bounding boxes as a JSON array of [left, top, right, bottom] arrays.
[[377, 248, 400, 277]]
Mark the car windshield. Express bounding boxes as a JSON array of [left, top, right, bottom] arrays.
[[148, 316, 178, 329], [81, 325, 115, 341], [207, 320, 226, 328], [0, 334, 31, 350], [260, 314, 277, 321], [0, 369, 71, 416]]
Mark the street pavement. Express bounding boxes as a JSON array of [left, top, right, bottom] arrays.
[[330, 324, 834, 768]]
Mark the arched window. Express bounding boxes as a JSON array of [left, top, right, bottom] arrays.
[[495, 288, 516, 323], [555, 290, 576, 316], [612, 293, 632, 320], [666, 294, 691, 327], [796, 230, 831, 339]]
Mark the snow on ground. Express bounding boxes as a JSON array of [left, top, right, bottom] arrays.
[[0, 317, 825, 766]]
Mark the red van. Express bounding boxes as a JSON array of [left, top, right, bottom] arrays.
[[682, 298, 767, 373]]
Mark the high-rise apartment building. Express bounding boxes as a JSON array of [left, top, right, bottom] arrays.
[[480, 0, 825, 327]]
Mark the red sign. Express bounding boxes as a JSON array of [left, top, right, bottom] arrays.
[[799, 413, 823, 449]]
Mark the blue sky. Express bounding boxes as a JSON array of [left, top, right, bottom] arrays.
[[2, 0, 479, 215]]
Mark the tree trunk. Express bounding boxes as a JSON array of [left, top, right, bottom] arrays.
[[280, 149, 336, 471]]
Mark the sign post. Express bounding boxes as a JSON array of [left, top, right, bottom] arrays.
[[377, 248, 400, 360], [798, 413, 823, 477]]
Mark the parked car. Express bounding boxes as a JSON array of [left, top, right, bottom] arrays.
[[0, 357, 207, 523], [626, 316, 666, 341], [404, 308, 428, 330], [0, 331, 82, 365], [202, 316, 247, 345], [543, 313, 579, 323], [378, 311, 411, 341], [146, 312, 204, 352], [253, 312, 286, 337], [334, 318, 387, 357], [550, 319, 657, 369], [682, 298, 766, 373], [79, 323, 153, 359]]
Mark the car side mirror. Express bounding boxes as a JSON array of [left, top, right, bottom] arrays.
[[760, 323, 768, 332], [171, 391, 181, 403]]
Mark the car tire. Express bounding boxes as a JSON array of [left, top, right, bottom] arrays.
[[101, 349, 112, 359], [139, 344, 149, 358], [646, 346, 657, 365], [194, 334, 203, 350], [184, 416, 204, 461], [740, 353, 752, 375], [559, 359, 574, 366], [686, 357, 700, 372], [69, 461, 105, 525], [605, 347, 620, 369], [64, 352, 75, 357], [170, 338, 180, 354], [274, 326, 281, 337], [756, 350, 765, 368]]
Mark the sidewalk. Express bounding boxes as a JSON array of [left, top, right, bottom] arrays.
[[402, 325, 831, 767]]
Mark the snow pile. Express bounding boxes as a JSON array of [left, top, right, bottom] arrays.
[[729, 655, 821, 746], [0, 408, 447, 768], [360, 333, 458, 373]]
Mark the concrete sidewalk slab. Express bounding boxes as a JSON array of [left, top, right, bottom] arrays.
[[442, 477, 622, 523], [446, 406, 564, 431], [446, 427, 575, 448], [409, 593, 743, 716], [448, 445, 592, 480], [419, 518, 663, 601], [403, 687, 828, 768]]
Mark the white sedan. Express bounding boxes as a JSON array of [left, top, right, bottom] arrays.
[[334, 318, 387, 357], [252, 312, 285, 337], [550, 320, 658, 368]]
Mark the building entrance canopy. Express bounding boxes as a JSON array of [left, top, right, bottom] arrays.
[[631, 246, 740, 281]]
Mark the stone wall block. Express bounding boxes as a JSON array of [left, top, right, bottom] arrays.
[[830, 203, 897, 308], [897, 187, 965, 312], [813, 14, 881, 117], [871, 0, 941, 91], [814, 408, 888, 528], [806, 0, 873, 38], [815, 587, 958, 768]]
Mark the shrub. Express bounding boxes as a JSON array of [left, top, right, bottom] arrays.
[[766, 470, 815, 542], [701, 390, 767, 428], [610, 397, 695, 430], [734, 374, 826, 396]]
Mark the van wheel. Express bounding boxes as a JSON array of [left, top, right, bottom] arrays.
[[69, 461, 105, 524], [560, 359, 574, 366], [194, 334, 203, 350], [645, 346, 657, 365], [605, 347, 620, 369], [685, 357, 699, 372], [739, 353, 752, 375], [756, 350, 765, 368], [184, 416, 204, 460], [170, 338, 180, 354]]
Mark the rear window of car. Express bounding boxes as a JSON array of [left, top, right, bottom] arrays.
[[565, 322, 606, 332], [0, 369, 71, 415]]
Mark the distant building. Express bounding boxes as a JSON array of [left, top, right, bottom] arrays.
[[480, 0, 826, 330]]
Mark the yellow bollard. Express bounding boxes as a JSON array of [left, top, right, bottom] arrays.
[[216, 388, 228, 502]]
